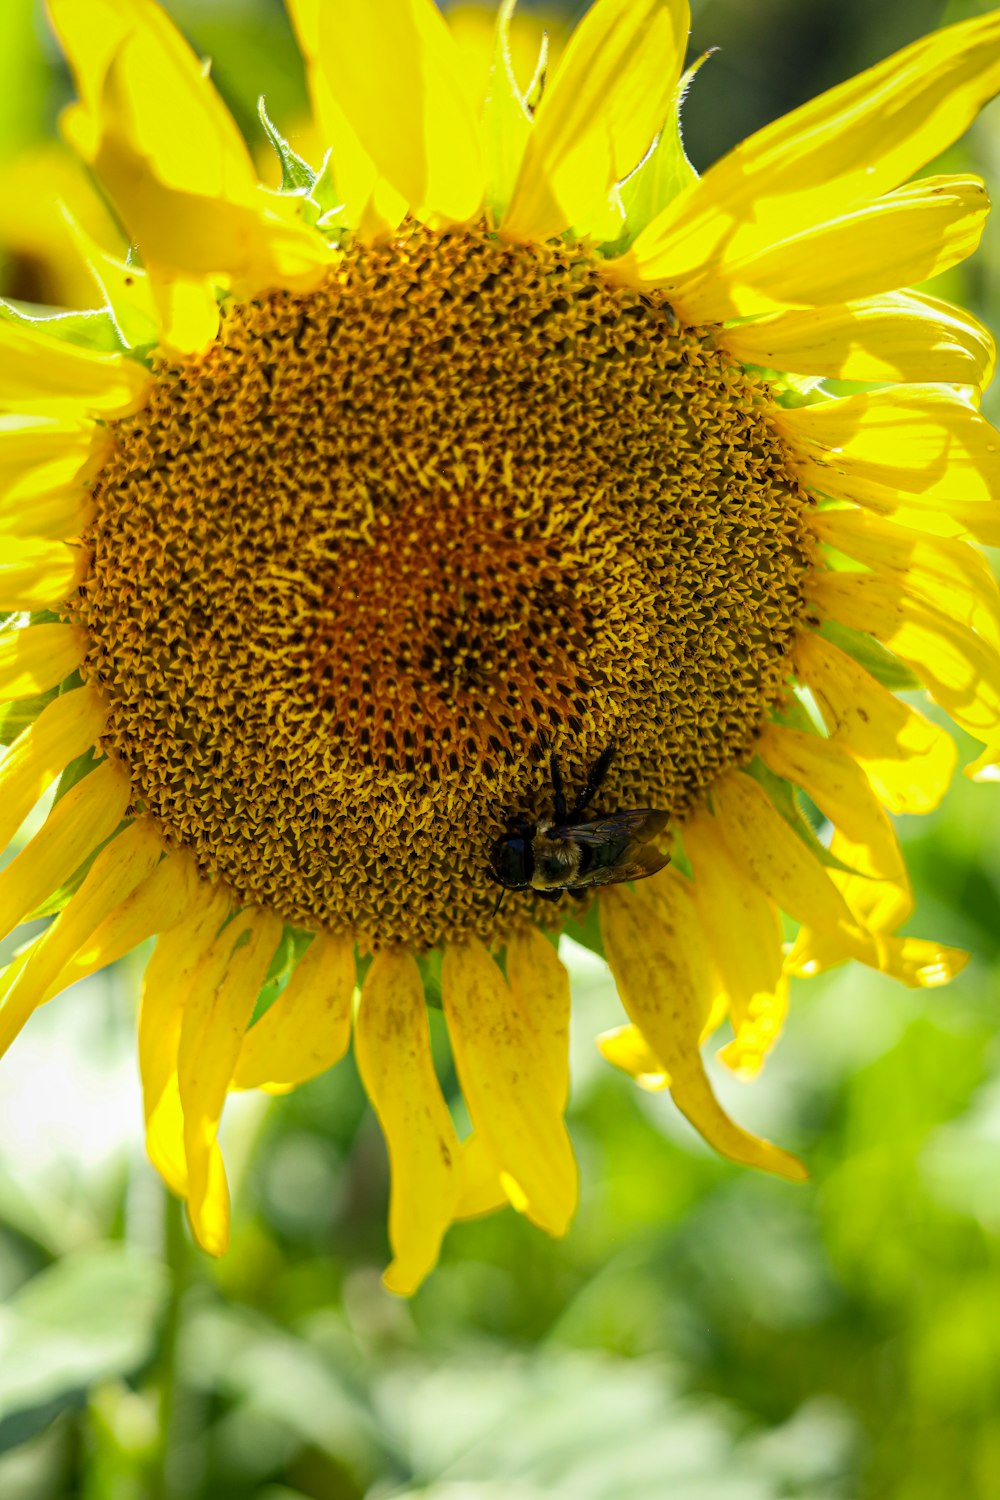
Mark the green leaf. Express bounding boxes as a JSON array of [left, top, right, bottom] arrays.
[[819, 619, 922, 691], [0, 299, 125, 355], [258, 96, 317, 194], [417, 947, 443, 1009], [0, 1245, 168, 1454]]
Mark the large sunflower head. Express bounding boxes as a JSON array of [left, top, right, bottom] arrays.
[[3, 0, 1000, 1293]]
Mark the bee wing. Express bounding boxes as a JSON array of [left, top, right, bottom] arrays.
[[578, 842, 672, 888], [553, 808, 669, 847]]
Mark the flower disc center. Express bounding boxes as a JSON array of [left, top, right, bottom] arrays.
[[78, 226, 814, 948]]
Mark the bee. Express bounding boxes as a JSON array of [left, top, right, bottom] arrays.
[[488, 740, 670, 908]]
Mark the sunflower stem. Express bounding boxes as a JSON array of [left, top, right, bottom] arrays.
[[152, 1190, 193, 1500]]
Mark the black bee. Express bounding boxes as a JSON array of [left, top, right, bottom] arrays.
[[488, 740, 670, 906]]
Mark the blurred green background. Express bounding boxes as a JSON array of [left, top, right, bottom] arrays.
[[2, 1, 1000, 1497]]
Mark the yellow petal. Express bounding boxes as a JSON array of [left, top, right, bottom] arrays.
[[815, 507, 1000, 650], [774, 387, 1000, 546], [315, 0, 486, 224], [965, 743, 1000, 782], [0, 317, 148, 417], [454, 1134, 509, 1221], [683, 809, 788, 1078], [707, 771, 853, 932], [284, 0, 408, 236], [139, 884, 229, 1196], [44, 848, 193, 1001], [0, 624, 86, 701], [0, 684, 106, 851], [622, 9, 1000, 287], [643, 174, 988, 322], [0, 819, 161, 1057], [0, 488, 90, 542], [756, 724, 905, 882], [0, 757, 130, 943], [232, 931, 355, 1093], [794, 632, 956, 814], [179, 909, 283, 1256], [0, 415, 110, 503], [354, 946, 461, 1296], [596, 1022, 671, 1090], [599, 878, 807, 1181], [719, 290, 997, 386], [810, 570, 1000, 741], [49, 0, 258, 196], [442, 935, 577, 1237], [503, 0, 689, 242], [147, 276, 219, 358], [0, 538, 83, 611]]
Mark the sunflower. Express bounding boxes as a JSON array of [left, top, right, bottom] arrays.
[[3, 0, 1000, 1295]]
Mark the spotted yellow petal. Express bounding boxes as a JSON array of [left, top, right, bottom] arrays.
[[503, 0, 689, 242], [683, 809, 788, 1078], [506, 926, 571, 1110], [719, 290, 997, 386], [442, 936, 577, 1237], [0, 758, 130, 943], [179, 909, 283, 1255], [44, 849, 193, 1002], [314, 0, 485, 224], [795, 632, 956, 814], [596, 1022, 670, 1090], [0, 318, 148, 416], [232, 931, 355, 1093], [454, 1134, 509, 1221], [0, 819, 161, 1058], [354, 946, 462, 1296], [622, 9, 1000, 286], [757, 724, 905, 882], [0, 539, 83, 612], [139, 885, 229, 1196], [0, 416, 110, 502], [599, 877, 806, 1181], [810, 570, 1000, 741], [708, 771, 853, 932], [643, 174, 988, 321], [0, 685, 106, 851], [788, 921, 968, 988], [0, 625, 86, 701], [815, 508, 1000, 650]]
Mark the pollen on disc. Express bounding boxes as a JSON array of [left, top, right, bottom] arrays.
[[74, 224, 815, 949]]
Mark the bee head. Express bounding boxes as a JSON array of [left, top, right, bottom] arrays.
[[488, 829, 534, 890]]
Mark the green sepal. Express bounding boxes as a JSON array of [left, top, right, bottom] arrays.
[[248, 925, 306, 1026], [23, 822, 127, 923], [258, 96, 317, 194], [770, 688, 825, 737], [0, 686, 59, 746], [304, 151, 349, 237], [416, 948, 443, 1010], [745, 757, 859, 877], [0, 299, 125, 355], [482, 0, 534, 223], [561, 899, 605, 961], [819, 619, 922, 691], [604, 53, 708, 257]]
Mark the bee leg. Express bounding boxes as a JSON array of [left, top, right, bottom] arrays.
[[535, 889, 564, 903], [571, 738, 618, 818], [550, 752, 568, 824], [566, 886, 588, 899]]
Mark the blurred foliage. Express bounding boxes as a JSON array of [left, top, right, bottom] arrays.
[[3, 0, 1000, 1498]]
